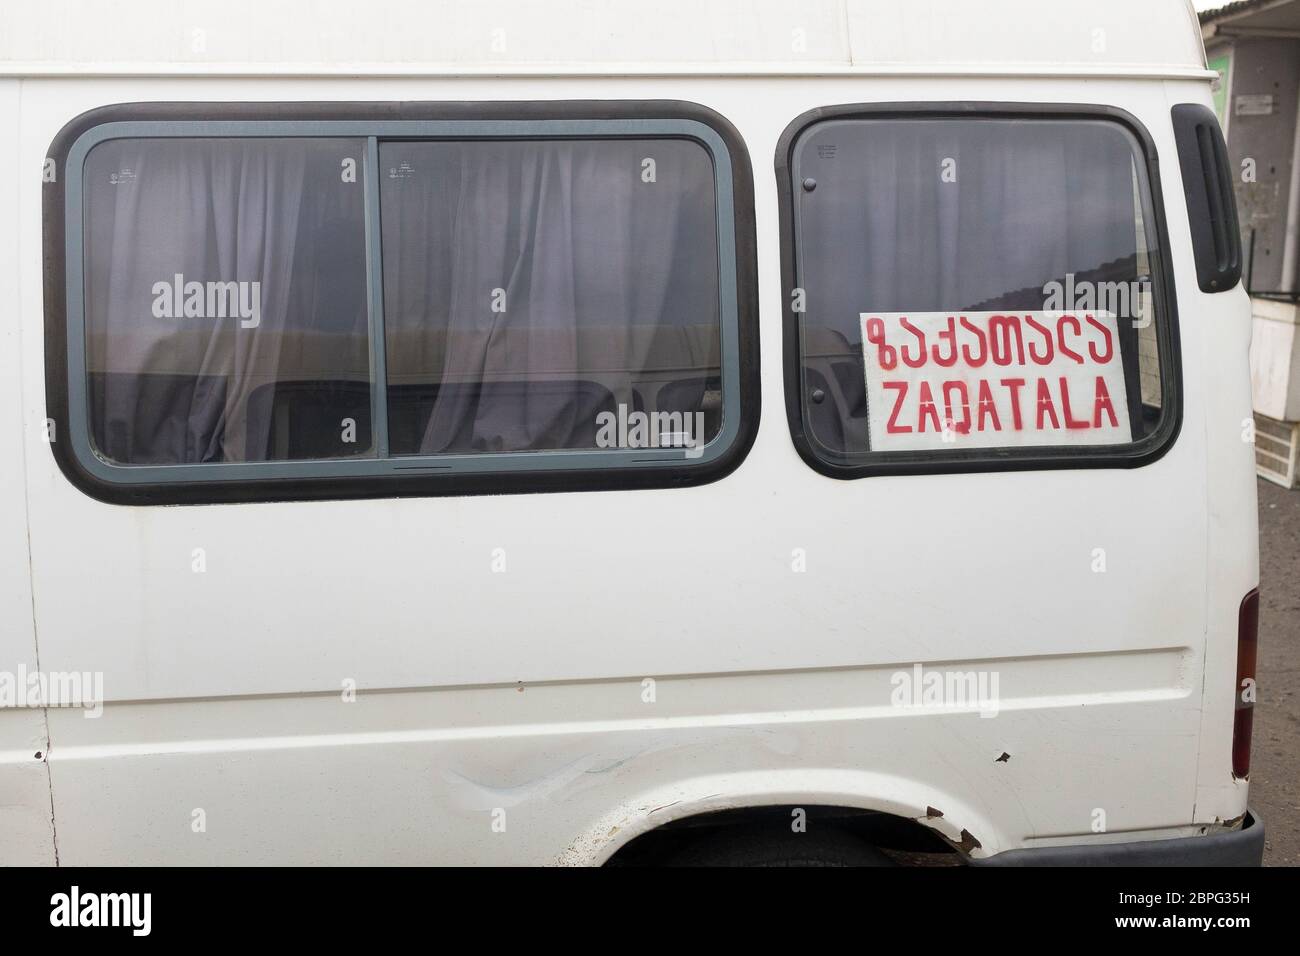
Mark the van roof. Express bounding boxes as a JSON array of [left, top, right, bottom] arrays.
[[1, 0, 1209, 79]]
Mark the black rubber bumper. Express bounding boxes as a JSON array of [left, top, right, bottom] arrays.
[[970, 810, 1264, 867]]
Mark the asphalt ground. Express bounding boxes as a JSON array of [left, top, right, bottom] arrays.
[[1254, 478, 1300, 866]]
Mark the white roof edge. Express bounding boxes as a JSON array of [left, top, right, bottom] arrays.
[[0, 0, 1209, 77], [0, 63, 1219, 81]]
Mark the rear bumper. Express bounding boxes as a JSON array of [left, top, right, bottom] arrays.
[[970, 809, 1264, 867]]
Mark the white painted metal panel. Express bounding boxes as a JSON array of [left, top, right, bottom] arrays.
[[0, 0, 1206, 76], [847, 0, 1206, 73], [0, 79, 57, 866]]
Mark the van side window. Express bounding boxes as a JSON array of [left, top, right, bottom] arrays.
[[777, 107, 1179, 477], [46, 104, 758, 504], [379, 139, 721, 456], [84, 138, 372, 465]]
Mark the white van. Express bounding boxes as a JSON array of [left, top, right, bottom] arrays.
[[0, 0, 1264, 866]]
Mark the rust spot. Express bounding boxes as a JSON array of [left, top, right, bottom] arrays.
[[995, 752, 1011, 763], [957, 829, 982, 853], [925, 806, 944, 818], [516, 682, 525, 693]]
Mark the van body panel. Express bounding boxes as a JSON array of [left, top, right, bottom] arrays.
[[5, 68, 1256, 864], [0, 79, 57, 866], [1165, 90, 1261, 826], [0, 0, 1208, 79]]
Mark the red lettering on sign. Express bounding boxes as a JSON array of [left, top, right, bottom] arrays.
[[989, 315, 1025, 366], [865, 317, 897, 370], [1001, 378, 1026, 430], [900, 317, 927, 368], [960, 317, 988, 367], [932, 316, 959, 367], [1093, 375, 1119, 428], [1024, 315, 1054, 365], [917, 381, 941, 432], [1036, 377, 1060, 429], [976, 379, 1002, 432], [1059, 376, 1090, 430], [1086, 315, 1114, 363], [1057, 315, 1084, 364], [884, 381, 911, 433], [942, 380, 971, 434]]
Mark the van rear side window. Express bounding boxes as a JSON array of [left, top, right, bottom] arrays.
[[46, 103, 758, 504], [777, 106, 1180, 477]]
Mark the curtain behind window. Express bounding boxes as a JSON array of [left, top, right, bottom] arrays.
[[83, 138, 369, 464], [794, 118, 1146, 453], [379, 138, 720, 455], [797, 119, 1139, 325]]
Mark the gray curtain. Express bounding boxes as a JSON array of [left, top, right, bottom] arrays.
[[84, 137, 369, 464], [379, 138, 720, 455], [83, 135, 720, 464]]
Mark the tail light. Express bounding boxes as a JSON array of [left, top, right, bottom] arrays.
[[1232, 588, 1259, 780]]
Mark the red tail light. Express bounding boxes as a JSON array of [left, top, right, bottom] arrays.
[[1232, 588, 1259, 780]]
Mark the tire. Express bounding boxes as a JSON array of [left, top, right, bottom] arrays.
[[663, 824, 895, 867]]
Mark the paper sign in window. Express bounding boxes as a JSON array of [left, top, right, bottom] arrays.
[[859, 311, 1132, 452]]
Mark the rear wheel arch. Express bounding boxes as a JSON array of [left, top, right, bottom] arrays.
[[554, 772, 998, 866]]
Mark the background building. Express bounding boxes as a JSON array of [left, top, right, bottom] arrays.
[[1203, 0, 1300, 486]]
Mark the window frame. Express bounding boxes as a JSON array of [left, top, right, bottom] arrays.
[[45, 101, 759, 505], [774, 102, 1183, 480]]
